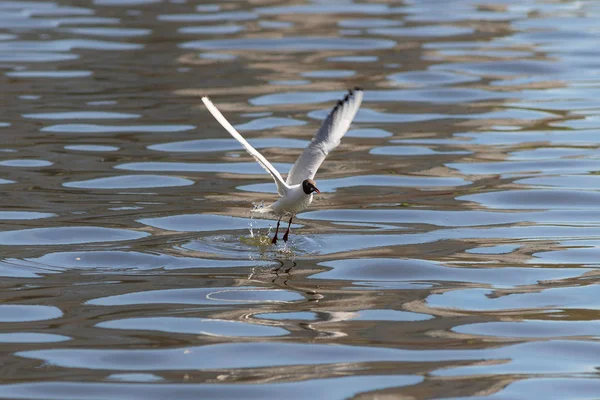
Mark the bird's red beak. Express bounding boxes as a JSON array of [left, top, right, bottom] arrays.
[[313, 187, 320, 194]]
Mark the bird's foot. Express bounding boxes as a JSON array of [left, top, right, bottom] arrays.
[[282, 232, 289, 242], [271, 235, 278, 245]]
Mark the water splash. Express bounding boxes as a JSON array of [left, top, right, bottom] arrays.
[[251, 200, 265, 211], [248, 214, 255, 238], [249, 200, 266, 238]]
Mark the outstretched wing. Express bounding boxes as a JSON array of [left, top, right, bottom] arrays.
[[286, 88, 363, 186], [202, 96, 289, 196]]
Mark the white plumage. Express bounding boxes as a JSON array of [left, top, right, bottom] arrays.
[[201, 88, 363, 243], [286, 89, 364, 186]]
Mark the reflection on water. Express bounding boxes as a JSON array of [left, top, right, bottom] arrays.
[[1, 0, 600, 398]]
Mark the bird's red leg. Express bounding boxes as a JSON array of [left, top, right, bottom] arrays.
[[272, 218, 281, 244], [282, 216, 293, 242]]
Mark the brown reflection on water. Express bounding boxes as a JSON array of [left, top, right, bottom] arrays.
[[1, 0, 600, 398]]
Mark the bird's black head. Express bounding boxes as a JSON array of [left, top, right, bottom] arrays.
[[302, 179, 320, 195]]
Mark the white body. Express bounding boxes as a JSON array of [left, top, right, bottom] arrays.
[[269, 185, 313, 216], [201, 89, 363, 218]]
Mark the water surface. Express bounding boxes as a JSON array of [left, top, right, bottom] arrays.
[[1, 0, 598, 399]]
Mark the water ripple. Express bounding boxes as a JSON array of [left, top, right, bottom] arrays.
[[2, 0, 600, 396], [181, 37, 396, 52], [0, 376, 422, 400], [87, 287, 304, 306], [64, 175, 194, 189], [0, 227, 149, 245]]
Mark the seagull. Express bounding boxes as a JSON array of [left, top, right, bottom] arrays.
[[201, 88, 363, 244]]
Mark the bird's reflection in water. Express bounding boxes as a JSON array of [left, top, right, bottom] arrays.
[[244, 257, 354, 339]]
